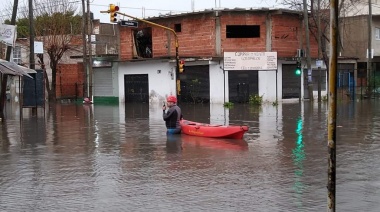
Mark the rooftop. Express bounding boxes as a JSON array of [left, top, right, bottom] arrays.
[[120, 7, 302, 21]]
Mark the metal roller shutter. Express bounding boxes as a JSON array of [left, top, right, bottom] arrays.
[[93, 68, 113, 96]]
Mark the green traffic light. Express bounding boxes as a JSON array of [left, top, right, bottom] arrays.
[[295, 69, 301, 75]]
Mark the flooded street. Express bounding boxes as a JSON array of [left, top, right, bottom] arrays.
[[0, 101, 379, 211]]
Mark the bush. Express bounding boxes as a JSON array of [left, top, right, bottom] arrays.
[[223, 102, 234, 108], [249, 94, 263, 105]]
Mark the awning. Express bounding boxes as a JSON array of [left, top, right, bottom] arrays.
[[0, 59, 36, 78]]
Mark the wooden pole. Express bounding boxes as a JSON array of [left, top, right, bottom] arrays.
[[82, 0, 88, 98], [29, 0, 37, 115], [367, 0, 373, 97], [317, 0, 322, 102], [87, 0, 93, 100], [328, 0, 338, 210], [303, 0, 314, 101]]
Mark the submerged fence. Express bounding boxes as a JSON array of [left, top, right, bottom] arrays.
[[336, 69, 380, 101]]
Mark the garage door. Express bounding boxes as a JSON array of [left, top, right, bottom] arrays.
[[93, 68, 113, 96], [282, 64, 300, 99]]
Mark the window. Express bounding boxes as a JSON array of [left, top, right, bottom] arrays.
[[13, 46, 22, 64], [226, 25, 260, 38], [376, 28, 380, 40], [174, 23, 181, 33], [133, 28, 152, 58]]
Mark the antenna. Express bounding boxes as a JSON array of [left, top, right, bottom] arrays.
[[191, 0, 195, 11]]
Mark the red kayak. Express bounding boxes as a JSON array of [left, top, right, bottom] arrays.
[[180, 119, 249, 139]]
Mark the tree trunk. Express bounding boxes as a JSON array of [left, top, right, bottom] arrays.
[[50, 65, 57, 102]]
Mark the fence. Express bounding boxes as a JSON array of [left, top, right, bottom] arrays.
[[336, 69, 380, 101]]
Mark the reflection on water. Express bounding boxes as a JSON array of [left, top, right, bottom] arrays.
[[292, 116, 306, 208], [0, 101, 379, 211]]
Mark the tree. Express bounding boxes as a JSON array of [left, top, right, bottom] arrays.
[[280, 0, 362, 75], [5, 0, 82, 101]]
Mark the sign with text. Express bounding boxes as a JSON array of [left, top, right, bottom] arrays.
[[223, 52, 277, 71], [120, 20, 138, 27], [0, 24, 17, 46]]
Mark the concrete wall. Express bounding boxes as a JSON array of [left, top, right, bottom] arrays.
[[372, 16, 380, 58], [209, 61, 227, 104], [118, 60, 176, 103], [341, 15, 367, 61], [259, 69, 279, 102]]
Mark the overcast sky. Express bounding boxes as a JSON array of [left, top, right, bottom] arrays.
[[1, 0, 284, 23], [91, 0, 283, 22]]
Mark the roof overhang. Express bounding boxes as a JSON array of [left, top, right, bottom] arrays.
[[0, 59, 36, 78]]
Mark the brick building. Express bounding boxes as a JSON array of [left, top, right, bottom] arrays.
[[2, 19, 119, 102], [109, 8, 323, 104], [4, 8, 325, 104]]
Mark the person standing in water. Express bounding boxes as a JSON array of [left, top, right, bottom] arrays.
[[162, 95, 182, 134]]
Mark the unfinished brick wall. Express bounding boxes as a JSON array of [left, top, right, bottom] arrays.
[[272, 14, 318, 58], [56, 63, 85, 99], [119, 13, 216, 60], [220, 12, 267, 52], [119, 11, 320, 60]]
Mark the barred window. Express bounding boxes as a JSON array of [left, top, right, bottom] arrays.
[[13, 46, 22, 65], [376, 28, 380, 40]]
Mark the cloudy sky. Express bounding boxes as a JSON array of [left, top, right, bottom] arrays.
[[92, 0, 283, 22], [1, 0, 284, 23]]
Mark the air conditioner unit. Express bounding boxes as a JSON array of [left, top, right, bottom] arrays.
[[297, 49, 306, 58]]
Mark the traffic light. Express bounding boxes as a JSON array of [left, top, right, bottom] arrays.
[[295, 61, 301, 76], [179, 60, 185, 73], [109, 4, 119, 23]]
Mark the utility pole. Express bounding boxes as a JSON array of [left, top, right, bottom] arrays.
[[29, 0, 35, 70], [328, 0, 338, 210], [303, 0, 314, 101], [317, 0, 322, 102], [0, 0, 18, 117], [82, 0, 88, 98], [87, 0, 93, 100], [29, 0, 36, 115], [368, 0, 373, 97]]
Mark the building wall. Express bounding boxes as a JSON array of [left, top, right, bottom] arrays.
[[271, 14, 301, 57], [372, 16, 380, 59], [341, 16, 368, 61], [118, 61, 176, 103], [220, 12, 267, 52], [259, 69, 279, 102], [119, 13, 216, 60], [209, 61, 227, 104], [56, 63, 85, 99], [152, 14, 216, 57], [119, 11, 320, 60]]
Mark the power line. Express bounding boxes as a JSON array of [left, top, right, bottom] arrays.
[[0, 1, 191, 20], [90, 3, 190, 13]]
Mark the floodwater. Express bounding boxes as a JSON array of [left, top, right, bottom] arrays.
[[0, 100, 379, 211]]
